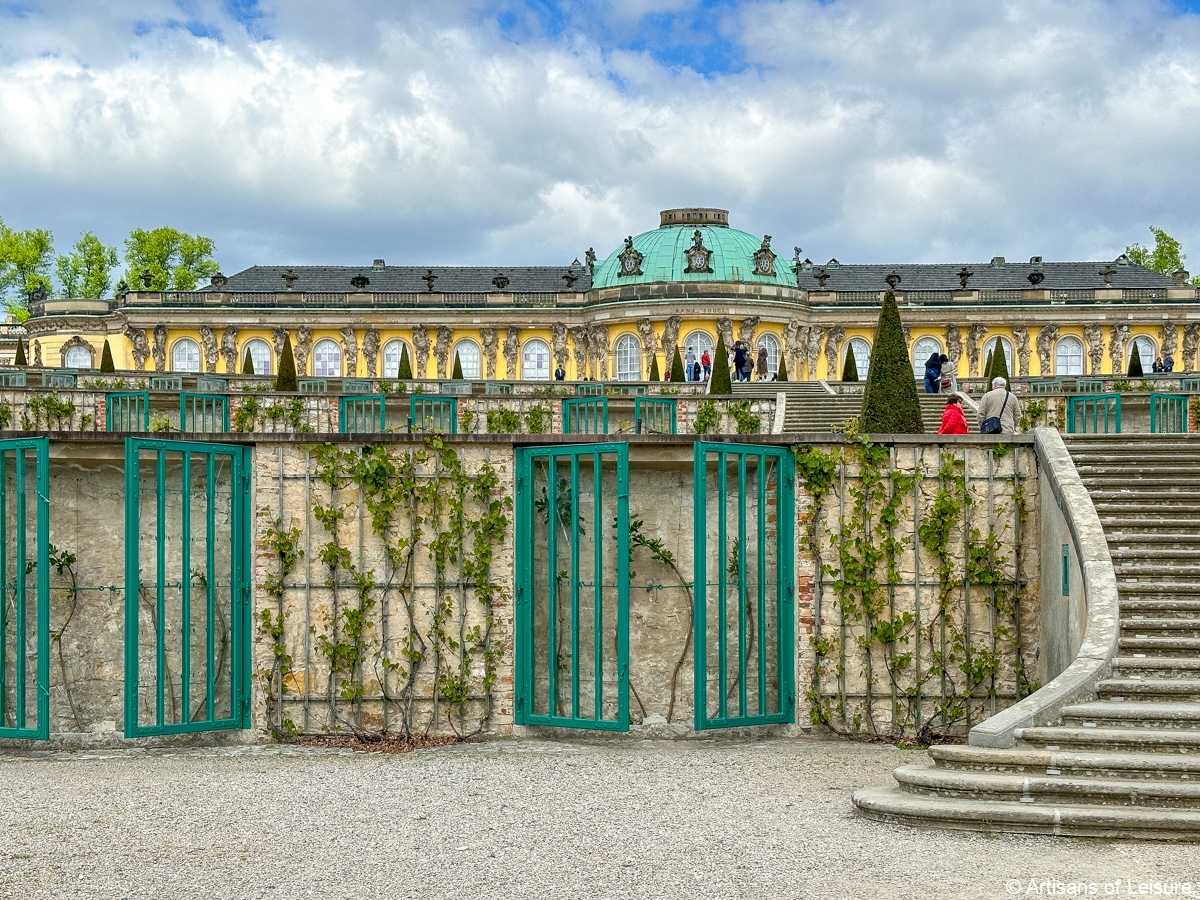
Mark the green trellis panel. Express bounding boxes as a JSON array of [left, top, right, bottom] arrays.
[[1150, 393, 1189, 434], [574, 383, 605, 396], [634, 397, 677, 434], [299, 378, 328, 393], [123, 438, 251, 736], [340, 395, 387, 433], [150, 376, 183, 392], [0, 372, 27, 388], [342, 379, 373, 395], [693, 442, 795, 731], [1066, 394, 1121, 434], [515, 444, 629, 731], [180, 393, 230, 433], [562, 397, 609, 434], [107, 391, 151, 432], [0, 438, 50, 740], [408, 395, 457, 434]]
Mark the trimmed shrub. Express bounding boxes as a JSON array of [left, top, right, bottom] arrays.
[[992, 345, 1010, 383], [861, 291, 923, 433], [841, 349, 858, 382], [275, 334, 298, 392], [670, 345, 685, 382], [983, 349, 994, 381], [648, 354, 660, 381], [452, 351, 463, 380], [242, 350, 255, 375], [398, 344, 413, 380], [710, 335, 732, 394], [14, 337, 27, 368], [99, 340, 115, 373], [776, 355, 788, 382], [1128, 342, 1144, 377]]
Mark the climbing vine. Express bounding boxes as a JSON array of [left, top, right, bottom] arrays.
[[259, 520, 303, 735]]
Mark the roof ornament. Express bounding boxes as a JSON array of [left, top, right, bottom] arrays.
[[562, 271, 578, 289], [1173, 268, 1191, 285], [683, 230, 713, 274], [956, 267, 973, 288], [492, 272, 510, 291], [210, 273, 227, 289], [423, 270, 438, 291], [826, 258, 840, 268], [281, 269, 298, 290], [1028, 271, 1045, 287], [885, 271, 901, 289], [585, 248, 596, 273], [1115, 254, 1130, 267], [815, 268, 830, 289], [754, 235, 777, 277], [793, 246, 802, 263], [350, 274, 370, 291], [1099, 266, 1116, 285], [617, 236, 644, 277], [115, 280, 129, 301], [140, 269, 154, 289]]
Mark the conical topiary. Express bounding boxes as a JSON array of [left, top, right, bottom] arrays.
[[861, 291, 923, 433], [670, 345, 685, 382], [275, 334, 298, 392], [1128, 342, 1144, 377], [14, 337, 27, 368], [242, 350, 255, 375], [648, 354, 660, 381], [710, 335, 732, 394], [398, 344, 413, 380], [452, 351, 463, 380], [841, 348, 858, 382], [983, 349, 994, 381], [776, 355, 788, 382], [99, 339, 115, 372], [992, 344, 1010, 383]]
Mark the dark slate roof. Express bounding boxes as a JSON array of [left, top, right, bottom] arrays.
[[211, 265, 592, 293], [793, 260, 1180, 292]]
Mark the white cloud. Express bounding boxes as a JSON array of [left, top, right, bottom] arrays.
[[0, 0, 1198, 276]]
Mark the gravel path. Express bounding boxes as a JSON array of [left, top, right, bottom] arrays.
[[2, 737, 1197, 899]]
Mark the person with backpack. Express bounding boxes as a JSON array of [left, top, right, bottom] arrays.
[[923, 352, 943, 393], [978, 377, 1022, 434]]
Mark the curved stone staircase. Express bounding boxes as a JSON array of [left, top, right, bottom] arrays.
[[854, 434, 1200, 840]]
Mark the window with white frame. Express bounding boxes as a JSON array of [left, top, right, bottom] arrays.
[[756, 333, 780, 376], [911, 337, 943, 378], [453, 340, 481, 379], [172, 338, 201, 373], [382, 339, 410, 378], [243, 338, 272, 375], [1128, 335, 1156, 371], [614, 334, 641, 381], [846, 338, 871, 378], [522, 339, 551, 380], [682, 330, 714, 362], [312, 339, 342, 377], [63, 345, 93, 369], [1055, 336, 1084, 376]]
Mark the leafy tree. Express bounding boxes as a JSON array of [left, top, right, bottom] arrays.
[[1128, 341, 1143, 377], [840, 348, 858, 382], [243, 350, 256, 375], [670, 345, 685, 382], [0, 218, 55, 320], [710, 335, 732, 394], [648, 354, 660, 381], [861, 291, 923, 433], [123, 227, 219, 291], [14, 337, 27, 367], [776, 355, 788, 382], [99, 340, 115, 373], [452, 351, 463, 380], [1126, 226, 1200, 287], [275, 334, 298, 391], [398, 344, 413, 380], [56, 232, 119, 299]]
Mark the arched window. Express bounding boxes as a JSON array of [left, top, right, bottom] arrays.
[[1055, 336, 1084, 376], [983, 337, 1013, 376], [453, 340, 481, 379], [845, 338, 871, 378], [1129, 335, 1156, 371], [312, 339, 342, 377], [614, 334, 641, 381], [64, 345, 93, 369], [911, 337, 943, 378], [382, 339, 410, 379], [682, 330, 714, 363], [522, 339, 551, 380], [756, 333, 781, 376], [242, 338, 272, 376], [172, 338, 201, 373]]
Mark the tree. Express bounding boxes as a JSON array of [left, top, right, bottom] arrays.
[[452, 351, 463, 380], [123, 227, 219, 291], [275, 334, 298, 391], [840, 349, 858, 382], [0, 218, 55, 320], [1126, 226, 1200, 287], [861, 291, 923, 433], [14, 337, 27, 367], [1128, 341, 1143, 377], [99, 340, 115, 373], [243, 350, 256, 375], [56, 232, 119, 299], [398, 344, 413, 380], [648, 354, 660, 381], [670, 345, 685, 382], [991, 345, 1010, 383], [983, 349, 994, 381], [710, 335, 732, 394], [776, 355, 788, 382]]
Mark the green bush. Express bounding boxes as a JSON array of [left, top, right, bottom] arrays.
[[983, 349, 994, 381], [398, 344, 413, 380], [710, 335, 732, 394], [776, 355, 788, 382], [486, 407, 521, 433], [14, 338, 26, 368], [242, 350, 255, 375], [730, 400, 760, 434], [99, 340, 115, 373], [861, 291, 923, 433], [693, 400, 719, 434], [275, 334, 298, 392], [841, 349, 858, 382], [452, 352, 463, 380], [1128, 342, 1143, 377], [991, 345, 1010, 382], [648, 354, 660, 381], [670, 345, 685, 382], [524, 404, 551, 434]]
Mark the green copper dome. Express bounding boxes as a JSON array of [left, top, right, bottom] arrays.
[[591, 209, 797, 290]]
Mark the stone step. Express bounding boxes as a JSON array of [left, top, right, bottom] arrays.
[[1119, 636, 1200, 656], [1115, 563, 1200, 579], [1114, 656, 1200, 678], [1118, 581, 1200, 596], [1117, 618, 1200, 636], [1123, 600, 1200, 613], [1097, 678, 1200, 701], [1016, 725, 1200, 753], [1109, 547, 1200, 559], [852, 786, 1200, 839], [1061, 700, 1200, 729], [1106, 534, 1200, 546], [930, 745, 1200, 781]]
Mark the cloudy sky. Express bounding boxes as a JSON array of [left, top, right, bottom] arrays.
[[2, 0, 1199, 277]]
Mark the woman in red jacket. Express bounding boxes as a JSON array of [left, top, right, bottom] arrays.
[[938, 394, 969, 435]]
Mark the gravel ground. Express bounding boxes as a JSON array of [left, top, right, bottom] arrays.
[[2, 737, 1198, 899]]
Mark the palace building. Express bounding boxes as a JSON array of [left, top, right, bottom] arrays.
[[23, 207, 1200, 381]]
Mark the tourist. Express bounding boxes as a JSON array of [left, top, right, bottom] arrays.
[[1164, 353, 1175, 373], [685, 346, 697, 382], [939, 354, 956, 394], [978, 376, 1022, 434], [755, 347, 768, 380], [923, 352, 943, 393], [937, 393, 969, 435], [742, 353, 755, 382], [1153, 356, 1165, 373], [554, 364, 566, 381], [733, 341, 747, 382], [700, 348, 712, 380]]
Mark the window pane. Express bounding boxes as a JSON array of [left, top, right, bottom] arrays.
[[911, 337, 942, 378], [523, 340, 550, 380], [244, 340, 272, 375], [756, 334, 780, 376], [313, 339, 341, 377], [1055, 337, 1083, 376], [382, 340, 407, 379], [615, 336, 640, 381], [64, 346, 92, 369], [454, 342, 481, 379], [172, 339, 201, 373]]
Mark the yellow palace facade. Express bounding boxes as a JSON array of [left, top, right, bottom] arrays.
[[23, 208, 1200, 383]]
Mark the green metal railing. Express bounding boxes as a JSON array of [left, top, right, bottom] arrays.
[[1074, 379, 1106, 393], [485, 382, 514, 395], [0, 438, 50, 740], [339, 395, 387, 433], [150, 375, 183, 392], [562, 397, 608, 434], [342, 379, 373, 394], [1029, 379, 1062, 395], [298, 378, 328, 393], [42, 372, 76, 388], [692, 443, 794, 730], [1150, 393, 1189, 433], [179, 393, 230, 433], [0, 372, 27, 387], [408, 395, 456, 433], [1066, 394, 1121, 433], [515, 444, 629, 730], [124, 438, 251, 736], [574, 383, 605, 396], [1181, 378, 1200, 393], [106, 391, 151, 432], [634, 397, 677, 434], [197, 376, 228, 393], [441, 381, 473, 396]]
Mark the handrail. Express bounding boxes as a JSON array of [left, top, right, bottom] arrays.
[[968, 427, 1119, 748]]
